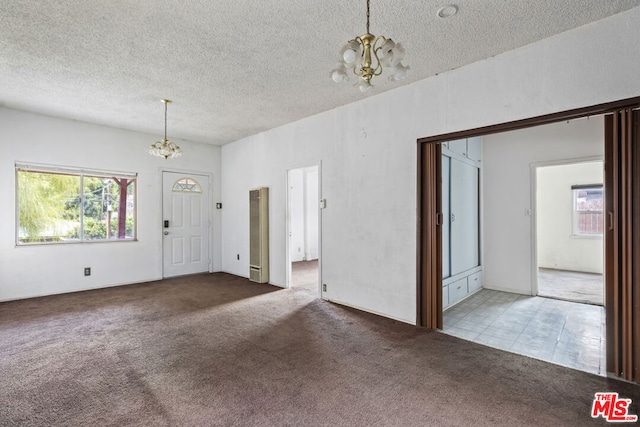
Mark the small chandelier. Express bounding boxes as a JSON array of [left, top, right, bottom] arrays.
[[148, 99, 182, 159], [331, 0, 409, 91]]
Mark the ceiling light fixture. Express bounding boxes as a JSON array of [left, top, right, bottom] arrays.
[[148, 99, 182, 159], [331, 0, 409, 92]]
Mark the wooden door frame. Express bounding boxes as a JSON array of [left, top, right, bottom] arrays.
[[604, 109, 640, 381], [417, 95, 640, 331]]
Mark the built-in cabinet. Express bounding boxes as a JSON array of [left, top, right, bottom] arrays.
[[442, 137, 482, 309]]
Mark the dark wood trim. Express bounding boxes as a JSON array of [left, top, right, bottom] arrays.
[[606, 109, 640, 382], [604, 114, 617, 375], [416, 142, 443, 328], [416, 138, 423, 326], [633, 110, 640, 382], [622, 110, 633, 380], [417, 96, 640, 145]]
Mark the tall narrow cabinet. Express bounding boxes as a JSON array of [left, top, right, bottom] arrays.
[[442, 137, 482, 309]]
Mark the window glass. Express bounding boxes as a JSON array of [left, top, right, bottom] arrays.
[[16, 164, 137, 244], [172, 177, 201, 193], [573, 186, 603, 235]]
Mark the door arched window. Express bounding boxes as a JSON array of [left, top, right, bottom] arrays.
[[172, 177, 202, 193]]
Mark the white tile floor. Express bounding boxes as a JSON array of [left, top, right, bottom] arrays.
[[442, 289, 606, 376]]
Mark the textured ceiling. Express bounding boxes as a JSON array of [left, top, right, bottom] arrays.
[[1, 1, 639, 145]]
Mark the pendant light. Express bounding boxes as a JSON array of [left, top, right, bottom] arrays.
[[331, 0, 409, 91], [148, 99, 182, 159]]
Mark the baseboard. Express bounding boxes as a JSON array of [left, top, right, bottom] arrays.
[[482, 284, 533, 296], [0, 276, 163, 303], [322, 297, 415, 325]]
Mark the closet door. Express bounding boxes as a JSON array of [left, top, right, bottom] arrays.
[[442, 155, 451, 279], [450, 159, 479, 275]]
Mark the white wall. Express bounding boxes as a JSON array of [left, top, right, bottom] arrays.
[[221, 7, 640, 324], [289, 166, 319, 263], [483, 118, 604, 294], [0, 108, 222, 301], [289, 168, 305, 262], [537, 162, 603, 274], [304, 167, 319, 260]]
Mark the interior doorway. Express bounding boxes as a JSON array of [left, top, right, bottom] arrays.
[[441, 129, 606, 375], [286, 165, 320, 294], [534, 160, 604, 306], [432, 117, 608, 376], [419, 97, 640, 382]]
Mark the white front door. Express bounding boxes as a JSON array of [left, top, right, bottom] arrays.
[[162, 172, 210, 277]]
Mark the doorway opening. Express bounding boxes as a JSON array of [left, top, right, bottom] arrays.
[[534, 160, 604, 306], [434, 116, 607, 376], [419, 97, 640, 382], [286, 165, 320, 295]]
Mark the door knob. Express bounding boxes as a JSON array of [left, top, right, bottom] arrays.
[[164, 231, 169, 235]]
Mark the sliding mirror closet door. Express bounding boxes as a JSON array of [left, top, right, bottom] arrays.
[[450, 159, 480, 275], [442, 155, 451, 279], [441, 137, 482, 310]]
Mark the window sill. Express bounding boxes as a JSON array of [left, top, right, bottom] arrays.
[[570, 234, 603, 240], [16, 238, 138, 247]]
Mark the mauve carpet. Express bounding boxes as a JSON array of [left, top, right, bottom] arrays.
[[0, 270, 638, 426]]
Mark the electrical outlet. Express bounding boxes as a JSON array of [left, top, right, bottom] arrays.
[[322, 283, 327, 292], [84, 267, 91, 276], [237, 254, 240, 260]]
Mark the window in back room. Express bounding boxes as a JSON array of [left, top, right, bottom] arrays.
[[16, 163, 137, 244], [572, 184, 603, 236]]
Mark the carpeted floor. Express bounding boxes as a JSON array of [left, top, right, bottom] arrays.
[[0, 273, 638, 426], [291, 260, 319, 291]]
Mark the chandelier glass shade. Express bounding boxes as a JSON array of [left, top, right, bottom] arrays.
[[331, 0, 409, 91], [148, 99, 182, 159]]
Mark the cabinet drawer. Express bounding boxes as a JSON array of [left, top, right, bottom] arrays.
[[443, 284, 449, 308], [448, 277, 468, 305], [468, 271, 483, 293]]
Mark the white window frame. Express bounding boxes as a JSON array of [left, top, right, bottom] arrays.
[[15, 162, 138, 245]]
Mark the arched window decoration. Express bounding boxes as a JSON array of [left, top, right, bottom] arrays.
[[172, 177, 202, 193]]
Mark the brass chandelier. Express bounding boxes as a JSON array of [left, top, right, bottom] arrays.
[[148, 99, 182, 159], [331, 0, 409, 91]]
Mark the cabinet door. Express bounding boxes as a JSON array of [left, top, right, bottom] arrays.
[[466, 137, 482, 163], [442, 155, 451, 279], [450, 159, 479, 275], [448, 139, 467, 156]]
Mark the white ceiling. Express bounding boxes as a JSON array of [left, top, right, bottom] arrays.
[[2, 1, 639, 146]]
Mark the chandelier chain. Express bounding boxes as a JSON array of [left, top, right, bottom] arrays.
[[366, 0, 370, 34], [164, 101, 168, 140]]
